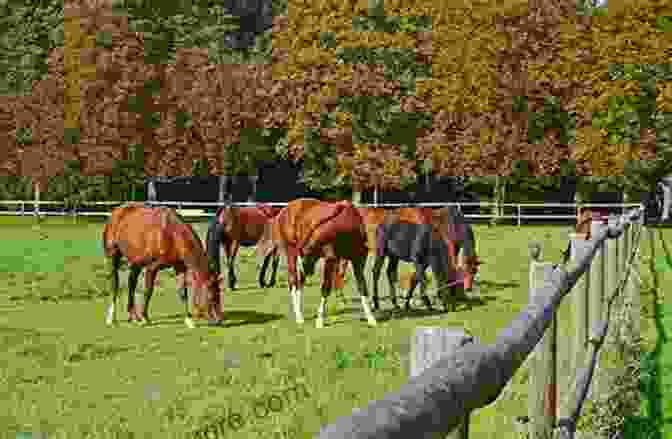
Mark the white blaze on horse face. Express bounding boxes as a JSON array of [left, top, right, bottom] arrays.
[[361, 295, 377, 326], [316, 297, 327, 328]]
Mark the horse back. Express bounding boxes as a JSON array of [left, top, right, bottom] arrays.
[[105, 205, 201, 265]]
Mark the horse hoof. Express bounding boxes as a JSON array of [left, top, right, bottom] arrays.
[[185, 317, 195, 329], [315, 319, 324, 329], [296, 319, 305, 325], [367, 319, 378, 327]]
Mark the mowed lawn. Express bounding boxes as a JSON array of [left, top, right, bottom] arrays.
[[0, 216, 665, 439]]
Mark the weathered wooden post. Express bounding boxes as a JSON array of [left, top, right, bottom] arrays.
[[528, 244, 556, 439], [411, 327, 476, 439], [248, 175, 258, 202], [563, 233, 591, 420], [588, 220, 606, 344], [626, 217, 643, 335], [605, 216, 619, 300]]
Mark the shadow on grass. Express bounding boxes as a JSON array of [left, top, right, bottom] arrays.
[[631, 227, 671, 439], [154, 310, 284, 328], [477, 280, 520, 291]]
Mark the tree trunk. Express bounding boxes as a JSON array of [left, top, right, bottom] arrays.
[[33, 179, 41, 215], [248, 175, 258, 202]]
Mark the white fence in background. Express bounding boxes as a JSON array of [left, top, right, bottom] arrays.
[[0, 200, 643, 226]]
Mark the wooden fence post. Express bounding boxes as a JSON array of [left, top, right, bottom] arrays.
[[588, 220, 606, 346], [563, 233, 591, 420], [411, 327, 476, 439], [606, 216, 619, 302], [527, 245, 556, 439], [626, 220, 643, 336]]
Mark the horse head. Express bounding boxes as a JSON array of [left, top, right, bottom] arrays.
[[191, 270, 224, 324]]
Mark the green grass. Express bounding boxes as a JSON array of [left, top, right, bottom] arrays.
[[0, 221, 661, 438], [637, 227, 672, 439]]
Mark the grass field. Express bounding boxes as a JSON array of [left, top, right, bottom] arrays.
[[0, 216, 667, 439]]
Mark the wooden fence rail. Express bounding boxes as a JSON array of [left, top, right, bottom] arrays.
[[316, 207, 644, 439]]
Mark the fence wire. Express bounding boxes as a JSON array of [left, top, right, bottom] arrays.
[[556, 214, 644, 439]]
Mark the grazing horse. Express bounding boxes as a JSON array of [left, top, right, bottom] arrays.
[[334, 205, 481, 308], [103, 203, 223, 328], [206, 202, 282, 290], [561, 208, 609, 263], [372, 222, 462, 312], [256, 198, 377, 328], [432, 205, 482, 291]]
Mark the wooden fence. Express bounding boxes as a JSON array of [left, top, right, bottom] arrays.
[[316, 208, 644, 439]]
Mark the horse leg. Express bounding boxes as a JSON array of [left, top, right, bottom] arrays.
[[139, 267, 158, 326], [316, 258, 337, 329], [386, 257, 400, 310], [406, 264, 432, 311], [286, 247, 304, 324], [176, 267, 195, 329], [350, 255, 376, 326], [127, 265, 143, 323], [371, 255, 385, 311], [223, 239, 237, 291], [269, 251, 279, 287], [105, 252, 121, 326]]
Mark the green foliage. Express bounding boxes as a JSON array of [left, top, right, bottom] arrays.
[[0, 176, 32, 200], [45, 160, 107, 206], [528, 96, 577, 145], [0, 0, 63, 95]]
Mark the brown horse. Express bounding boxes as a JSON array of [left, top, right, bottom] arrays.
[[333, 206, 481, 310], [257, 198, 377, 328], [432, 205, 482, 290], [206, 202, 282, 290], [103, 203, 223, 328]]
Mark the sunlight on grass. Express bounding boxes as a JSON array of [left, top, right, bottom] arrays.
[[0, 221, 662, 438]]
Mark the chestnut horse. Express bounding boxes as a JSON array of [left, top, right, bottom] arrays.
[[103, 203, 223, 328], [206, 201, 282, 290], [256, 198, 377, 328]]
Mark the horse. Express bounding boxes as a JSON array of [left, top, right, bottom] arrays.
[[561, 208, 610, 263], [432, 205, 482, 291], [372, 221, 463, 312], [333, 205, 481, 309], [206, 201, 282, 290], [103, 203, 224, 328], [256, 198, 377, 328]]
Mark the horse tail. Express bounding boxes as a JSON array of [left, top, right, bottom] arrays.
[[462, 223, 475, 257], [375, 223, 387, 258], [206, 220, 225, 275], [258, 220, 278, 288]]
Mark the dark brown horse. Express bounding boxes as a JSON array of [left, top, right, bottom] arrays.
[[257, 198, 377, 328], [206, 202, 282, 290], [372, 221, 463, 312], [432, 205, 482, 290], [103, 203, 223, 328], [333, 206, 481, 310]]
